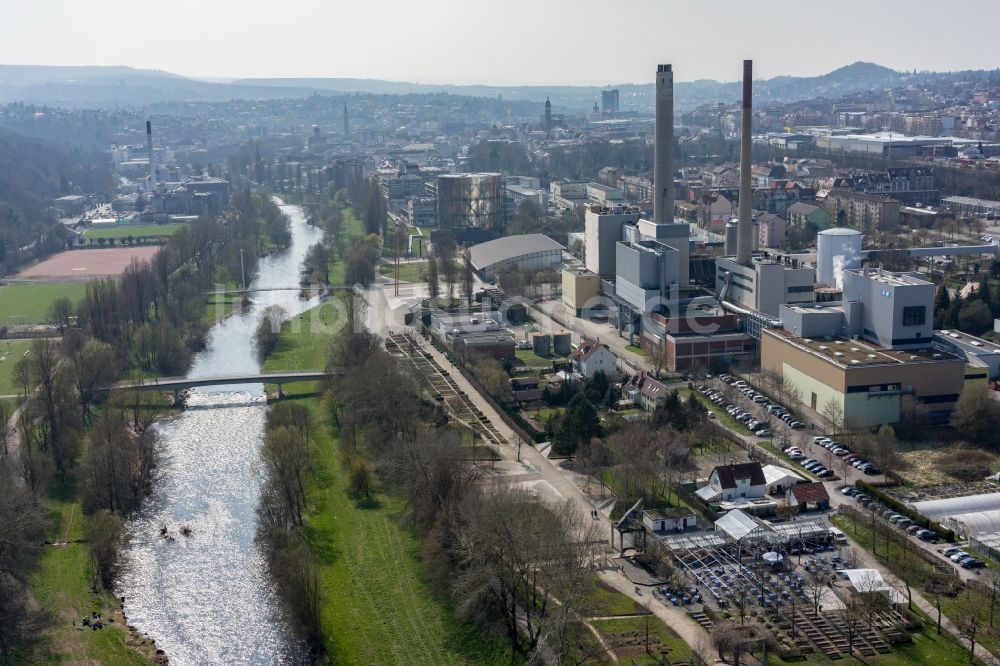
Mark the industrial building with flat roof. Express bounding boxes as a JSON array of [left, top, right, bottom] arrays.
[[468, 233, 565, 282]]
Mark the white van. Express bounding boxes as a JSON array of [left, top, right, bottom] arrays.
[[828, 527, 848, 544]]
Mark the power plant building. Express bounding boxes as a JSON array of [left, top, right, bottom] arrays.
[[765, 268, 963, 427]]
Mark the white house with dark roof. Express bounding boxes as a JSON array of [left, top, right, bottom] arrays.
[[570, 337, 617, 379], [697, 462, 766, 502]]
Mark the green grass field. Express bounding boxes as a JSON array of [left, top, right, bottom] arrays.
[[328, 210, 364, 285], [380, 261, 428, 283], [0, 282, 88, 325], [84, 223, 184, 240], [0, 338, 32, 395], [514, 348, 568, 368], [264, 301, 514, 664], [19, 491, 152, 665], [591, 616, 692, 665]]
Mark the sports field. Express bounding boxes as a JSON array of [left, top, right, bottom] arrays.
[[0, 282, 88, 325], [18, 247, 160, 279], [84, 223, 184, 240]]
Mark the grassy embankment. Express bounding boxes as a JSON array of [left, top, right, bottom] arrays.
[[0, 282, 89, 325], [84, 224, 184, 240], [18, 486, 156, 665], [0, 338, 32, 395], [263, 299, 513, 664], [327, 210, 364, 285]]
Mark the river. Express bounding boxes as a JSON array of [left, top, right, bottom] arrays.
[[116, 203, 322, 665]]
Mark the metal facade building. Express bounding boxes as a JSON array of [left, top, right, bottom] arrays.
[[468, 234, 565, 282], [436, 173, 505, 231]]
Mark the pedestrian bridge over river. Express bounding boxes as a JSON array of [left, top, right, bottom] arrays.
[[102, 370, 337, 400]]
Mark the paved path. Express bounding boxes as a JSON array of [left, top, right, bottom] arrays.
[[405, 332, 721, 666]]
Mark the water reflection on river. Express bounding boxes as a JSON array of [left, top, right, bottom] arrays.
[[116, 204, 321, 665]]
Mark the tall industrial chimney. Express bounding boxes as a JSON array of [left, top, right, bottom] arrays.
[[736, 59, 754, 265], [654, 64, 673, 225], [146, 120, 156, 192]]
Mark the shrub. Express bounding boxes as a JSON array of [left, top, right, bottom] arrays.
[[938, 448, 994, 481]]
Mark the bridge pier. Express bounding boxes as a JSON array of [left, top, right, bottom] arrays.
[[277, 383, 284, 399], [173, 388, 180, 405]]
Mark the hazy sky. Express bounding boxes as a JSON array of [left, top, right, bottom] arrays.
[[3, 0, 999, 85]]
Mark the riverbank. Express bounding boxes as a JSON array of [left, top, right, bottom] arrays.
[[263, 299, 514, 664], [18, 485, 163, 664]]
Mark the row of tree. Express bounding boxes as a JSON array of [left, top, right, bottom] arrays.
[[324, 326, 603, 662]]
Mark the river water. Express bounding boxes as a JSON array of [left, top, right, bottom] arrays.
[[116, 203, 322, 665]]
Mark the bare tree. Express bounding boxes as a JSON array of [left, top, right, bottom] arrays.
[[981, 569, 1000, 628], [959, 611, 982, 664], [822, 397, 844, 431]]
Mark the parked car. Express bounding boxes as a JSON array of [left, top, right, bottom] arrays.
[[943, 547, 963, 556], [917, 529, 936, 541], [756, 429, 773, 438], [841, 487, 859, 496], [864, 466, 882, 476], [790, 421, 806, 430]]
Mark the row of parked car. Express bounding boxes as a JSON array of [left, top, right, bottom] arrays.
[[697, 384, 772, 437], [812, 436, 881, 476], [842, 487, 952, 548], [779, 443, 834, 478], [718, 374, 807, 431], [942, 546, 988, 570]]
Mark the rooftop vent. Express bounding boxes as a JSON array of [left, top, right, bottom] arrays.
[[834, 351, 844, 357], [933, 353, 942, 359], [818, 345, 829, 351], [850, 347, 860, 352], [867, 354, 877, 359], [909, 355, 919, 360], [972, 341, 983, 347], [850, 359, 860, 365]]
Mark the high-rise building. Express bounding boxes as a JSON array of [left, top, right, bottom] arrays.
[[343, 101, 350, 137], [436, 173, 505, 231], [601, 89, 620, 114]]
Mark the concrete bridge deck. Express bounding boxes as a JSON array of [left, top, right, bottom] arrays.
[[103, 370, 336, 399]]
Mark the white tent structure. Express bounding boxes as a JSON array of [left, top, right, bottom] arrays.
[[761, 464, 805, 494], [838, 568, 896, 603]]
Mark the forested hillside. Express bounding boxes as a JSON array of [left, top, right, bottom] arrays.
[[0, 129, 113, 274]]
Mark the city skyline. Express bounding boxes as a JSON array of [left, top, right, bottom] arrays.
[[3, 0, 999, 86]]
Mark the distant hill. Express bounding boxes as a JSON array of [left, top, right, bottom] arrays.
[[0, 61, 980, 112]]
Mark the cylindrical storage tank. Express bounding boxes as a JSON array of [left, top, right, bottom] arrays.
[[532, 332, 551, 356], [724, 221, 739, 256], [552, 331, 572, 355], [816, 227, 864, 288]]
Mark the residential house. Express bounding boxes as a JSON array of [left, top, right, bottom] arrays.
[[570, 337, 617, 379], [787, 202, 831, 230], [758, 212, 785, 248], [696, 462, 766, 502], [627, 372, 670, 411]]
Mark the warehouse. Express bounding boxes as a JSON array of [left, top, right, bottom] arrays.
[[468, 233, 565, 282]]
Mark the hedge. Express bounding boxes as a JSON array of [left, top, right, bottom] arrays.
[[854, 480, 955, 542]]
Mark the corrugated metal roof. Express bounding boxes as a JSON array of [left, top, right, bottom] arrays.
[[468, 234, 564, 270], [912, 492, 1000, 521]]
